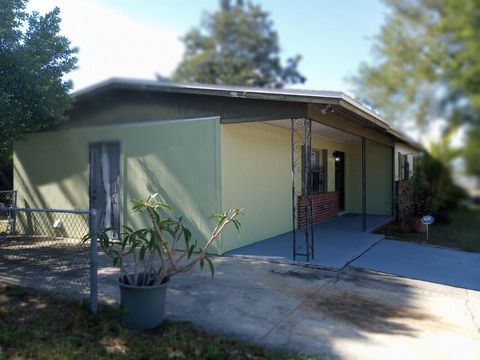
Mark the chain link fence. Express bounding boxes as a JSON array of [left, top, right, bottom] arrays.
[[0, 206, 98, 313], [0, 190, 17, 234]]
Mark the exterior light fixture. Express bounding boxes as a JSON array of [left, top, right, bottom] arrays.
[[320, 105, 334, 115], [333, 151, 341, 162]]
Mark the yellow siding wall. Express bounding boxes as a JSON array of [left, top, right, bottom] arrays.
[[220, 122, 359, 252], [14, 118, 222, 253], [220, 123, 291, 252]]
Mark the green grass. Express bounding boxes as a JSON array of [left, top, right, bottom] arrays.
[[0, 284, 321, 360], [382, 205, 480, 252]]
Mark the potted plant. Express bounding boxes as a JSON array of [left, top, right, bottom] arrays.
[[85, 194, 242, 330]]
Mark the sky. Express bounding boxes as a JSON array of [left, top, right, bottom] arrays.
[[27, 0, 388, 93]]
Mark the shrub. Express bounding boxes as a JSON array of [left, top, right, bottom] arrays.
[[396, 152, 467, 231]]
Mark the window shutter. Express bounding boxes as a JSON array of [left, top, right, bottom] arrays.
[[322, 149, 328, 192], [398, 153, 403, 180]]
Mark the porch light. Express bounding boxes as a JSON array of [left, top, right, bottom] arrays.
[[335, 157, 341, 162]]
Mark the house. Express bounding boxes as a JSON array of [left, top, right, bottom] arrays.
[[13, 78, 422, 258]]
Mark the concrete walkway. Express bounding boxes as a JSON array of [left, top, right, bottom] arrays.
[[226, 215, 391, 268], [98, 257, 480, 359], [352, 239, 480, 291]]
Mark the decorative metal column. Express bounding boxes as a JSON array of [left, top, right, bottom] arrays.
[[291, 118, 314, 261], [361, 137, 367, 232], [391, 146, 396, 218]]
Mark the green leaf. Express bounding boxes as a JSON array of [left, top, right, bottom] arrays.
[[187, 244, 195, 259], [204, 256, 215, 277], [122, 225, 133, 233], [232, 219, 241, 234], [139, 246, 146, 261]]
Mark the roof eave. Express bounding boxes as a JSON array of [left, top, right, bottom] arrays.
[[71, 78, 421, 149]]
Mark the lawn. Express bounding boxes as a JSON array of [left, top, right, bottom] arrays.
[[382, 205, 480, 252], [0, 283, 320, 360]]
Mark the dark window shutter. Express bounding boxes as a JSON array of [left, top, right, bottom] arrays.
[[398, 153, 403, 180], [322, 149, 328, 192]]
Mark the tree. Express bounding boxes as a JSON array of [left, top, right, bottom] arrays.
[[350, 0, 480, 175], [464, 128, 480, 177], [172, 0, 305, 88], [0, 0, 77, 188]]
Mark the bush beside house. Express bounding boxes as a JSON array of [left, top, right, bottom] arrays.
[[396, 152, 467, 233]]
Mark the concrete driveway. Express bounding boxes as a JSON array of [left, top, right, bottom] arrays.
[[351, 239, 480, 291], [98, 257, 480, 360]]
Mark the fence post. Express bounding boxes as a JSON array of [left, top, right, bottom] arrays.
[[11, 190, 17, 234], [89, 208, 98, 314]]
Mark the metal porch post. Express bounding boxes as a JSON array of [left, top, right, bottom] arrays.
[[304, 119, 314, 260], [362, 137, 367, 232], [291, 118, 314, 261], [391, 146, 396, 218], [291, 119, 297, 261]]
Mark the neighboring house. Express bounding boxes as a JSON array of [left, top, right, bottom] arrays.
[[13, 78, 422, 255]]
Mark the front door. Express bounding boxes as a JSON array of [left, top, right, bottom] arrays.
[[89, 142, 120, 238], [334, 151, 345, 211]]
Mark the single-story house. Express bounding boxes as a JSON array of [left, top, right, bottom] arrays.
[[13, 78, 422, 258]]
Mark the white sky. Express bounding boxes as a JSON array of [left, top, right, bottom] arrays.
[[27, 0, 387, 94], [28, 0, 184, 91]]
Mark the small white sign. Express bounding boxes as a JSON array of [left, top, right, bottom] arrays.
[[421, 215, 435, 225]]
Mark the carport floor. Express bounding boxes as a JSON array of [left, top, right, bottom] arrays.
[[225, 214, 392, 269], [351, 239, 480, 291]]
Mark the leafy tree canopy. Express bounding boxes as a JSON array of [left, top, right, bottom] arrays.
[[351, 0, 480, 175], [172, 0, 305, 88], [0, 0, 77, 153]]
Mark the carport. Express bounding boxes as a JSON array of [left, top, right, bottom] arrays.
[[226, 214, 391, 269]]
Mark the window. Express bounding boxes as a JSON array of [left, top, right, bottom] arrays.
[[412, 155, 420, 176], [304, 148, 328, 193], [398, 153, 410, 180]]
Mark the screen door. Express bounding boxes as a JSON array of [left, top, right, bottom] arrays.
[[89, 142, 120, 238]]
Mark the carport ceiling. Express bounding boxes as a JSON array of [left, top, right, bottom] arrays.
[[265, 119, 360, 143]]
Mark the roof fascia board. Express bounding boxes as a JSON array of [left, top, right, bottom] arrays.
[[74, 79, 342, 107], [338, 98, 390, 130]]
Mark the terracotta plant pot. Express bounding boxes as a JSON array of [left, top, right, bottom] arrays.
[[412, 220, 427, 234]]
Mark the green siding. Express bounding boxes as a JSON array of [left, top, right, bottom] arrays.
[[14, 117, 222, 253], [346, 141, 393, 215]]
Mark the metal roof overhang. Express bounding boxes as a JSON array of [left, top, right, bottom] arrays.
[[72, 78, 422, 150]]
